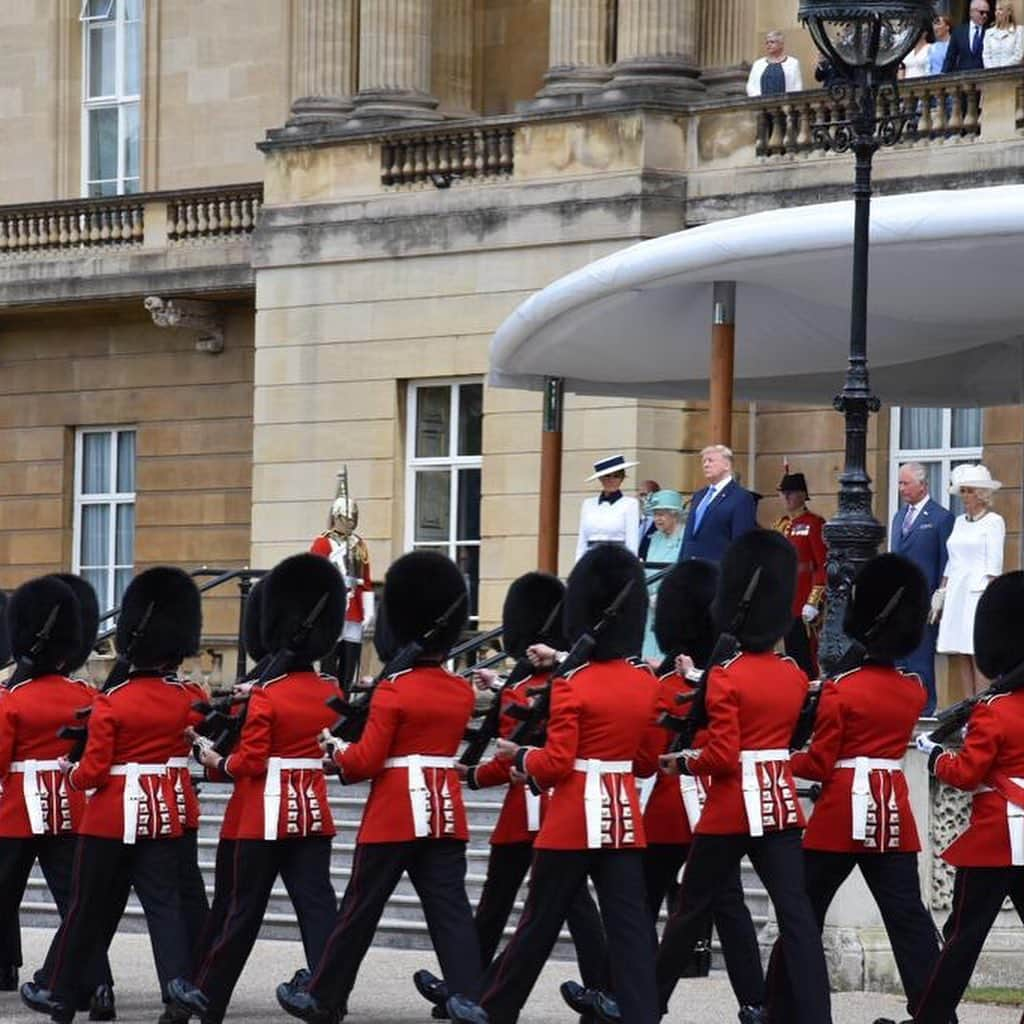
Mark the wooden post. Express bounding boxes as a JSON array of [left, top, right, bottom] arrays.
[[538, 377, 564, 573], [710, 281, 736, 446]]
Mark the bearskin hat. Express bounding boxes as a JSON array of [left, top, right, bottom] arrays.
[[7, 575, 83, 675], [0, 591, 9, 666], [653, 559, 720, 668], [712, 530, 796, 652], [502, 572, 567, 659], [242, 579, 267, 662], [564, 544, 647, 661], [384, 550, 468, 656], [372, 600, 399, 664], [50, 574, 100, 673], [116, 567, 202, 669], [843, 554, 927, 662], [974, 571, 1024, 679], [262, 553, 347, 664]]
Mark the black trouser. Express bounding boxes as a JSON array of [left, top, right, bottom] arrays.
[[1, 908, 20, 969], [193, 836, 335, 1021], [784, 617, 816, 678], [193, 837, 236, 973], [176, 829, 210, 960], [43, 836, 188, 1008], [657, 830, 830, 1024], [310, 839, 480, 1011], [767, 850, 941, 1020], [475, 841, 608, 988], [475, 848, 658, 1024], [644, 842, 764, 1002], [914, 866, 1024, 1023]]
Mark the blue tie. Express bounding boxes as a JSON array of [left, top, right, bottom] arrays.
[[972, 25, 983, 58], [692, 486, 716, 532]]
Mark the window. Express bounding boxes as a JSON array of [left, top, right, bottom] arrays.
[[889, 407, 983, 520], [405, 380, 483, 621], [81, 0, 142, 197], [73, 428, 137, 613]]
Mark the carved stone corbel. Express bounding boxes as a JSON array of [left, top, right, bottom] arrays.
[[144, 296, 224, 354]]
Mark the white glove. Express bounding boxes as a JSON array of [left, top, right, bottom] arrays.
[[801, 603, 819, 624], [915, 733, 938, 756], [362, 591, 376, 631], [928, 588, 946, 625], [318, 727, 348, 762]]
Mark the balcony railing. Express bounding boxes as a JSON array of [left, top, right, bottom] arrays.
[[380, 125, 515, 188]]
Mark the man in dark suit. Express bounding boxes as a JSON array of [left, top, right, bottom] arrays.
[[679, 445, 757, 564], [890, 461, 954, 714], [943, 0, 991, 72]]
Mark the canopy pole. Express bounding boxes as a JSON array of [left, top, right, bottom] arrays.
[[538, 376, 564, 574], [710, 281, 736, 446]]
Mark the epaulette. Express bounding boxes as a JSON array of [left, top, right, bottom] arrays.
[[776, 653, 800, 669], [386, 668, 413, 683], [719, 651, 743, 670], [626, 656, 656, 676], [162, 676, 187, 689], [560, 662, 589, 681], [982, 692, 1010, 707], [103, 680, 130, 696], [831, 667, 862, 685], [261, 673, 288, 688], [895, 667, 926, 689]]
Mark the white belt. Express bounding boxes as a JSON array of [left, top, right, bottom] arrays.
[[384, 756, 456, 838], [109, 763, 167, 844], [573, 759, 633, 850], [638, 775, 657, 814], [835, 757, 903, 842], [166, 757, 189, 769], [10, 760, 62, 836], [263, 757, 324, 841], [740, 749, 790, 838], [680, 774, 703, 831], [525, 789, 541, 833], [976, 778, 1024, 866]]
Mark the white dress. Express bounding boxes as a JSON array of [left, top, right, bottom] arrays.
[[937, 511, 1006, 655], [575, 494, 640, 562], [903, 44, 931, 78]]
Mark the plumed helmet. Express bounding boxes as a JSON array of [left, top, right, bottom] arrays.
[[712, 530, 796, 652], [843, 554, 927, 661], [0, 592, 9, 666], [116, 567, 202, 669], [564, 544, 647, 661], [262, 553, 347, 663], [502, 573, 567, 659], [242, 579, 267, 662], [383, 551, 468, 657], [50, 574, 100, 673], [974, 571, 1024, 679], [7, 575, 83, 675], [653, 559, 720, 668]]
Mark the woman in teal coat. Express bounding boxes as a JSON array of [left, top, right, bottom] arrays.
[[642, 490, 686, 662]]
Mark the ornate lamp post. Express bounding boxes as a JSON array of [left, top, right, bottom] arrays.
[[797, 1, 933, 670]]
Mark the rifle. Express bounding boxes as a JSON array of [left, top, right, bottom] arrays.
[[101, 601, 155, 693], [328, 592, 468, 744], [5, 605, 61, 689], [57, 706, 93, 763], [928, 659, 1024, 744]]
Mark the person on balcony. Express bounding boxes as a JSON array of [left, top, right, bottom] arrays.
[[679, 445, 757, 565], [901, 32, 933, 78], [746, 31, 803, 98], [943, 1, 991, 72], [575, 455, 641, 562], [983, 1, 1023, 66], [929, 15, 954, 74]]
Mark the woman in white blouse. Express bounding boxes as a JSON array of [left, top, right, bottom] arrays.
[[984, 1, 1024, 67], [932, 464, 1006, 699], [901, 33, 932, 78], [574, 454, 641, 562]]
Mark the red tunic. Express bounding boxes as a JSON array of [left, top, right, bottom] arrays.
[[685, 652, 807, 836], [791, 665, 925, 853], [69, 675, 193, 841], [934, 690, 1024, 867], [520, 659, 660, 852], [0, 675, 96, 837], [310, 533, 373, 624], [168, 679, 206, 832], [774, 511, 827, 617], [220, 671, 343, 841], [333, 665, 474, 844]]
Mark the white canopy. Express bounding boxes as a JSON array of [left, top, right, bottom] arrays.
[[489, 184, 1024, 406]]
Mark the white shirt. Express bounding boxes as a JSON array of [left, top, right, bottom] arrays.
[[746, 57, 804, 97], [575, 494, 641, 562], [983, 25, 1024, 68], [902, 44, 931, 79]]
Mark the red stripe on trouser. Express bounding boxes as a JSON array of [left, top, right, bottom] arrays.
[[195, 838, 244, 988], [46, 836, 86, 990], [911, 867, 970, 1016], [310, 843, 366, 990]]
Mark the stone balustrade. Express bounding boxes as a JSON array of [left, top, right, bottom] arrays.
[[0, 196, 145, 255], [380, 125, 515, 187], [167, 186, 262, 242]]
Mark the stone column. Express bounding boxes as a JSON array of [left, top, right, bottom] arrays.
[[289, 0, 358, 124], [604, 0, 704, 101], [349, 0, 443, 125], [528, 0, 614, 109], [432, 0, 476, 116], [698, 0, 753, 95]]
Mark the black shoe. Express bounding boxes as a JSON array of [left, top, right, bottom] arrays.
[[590, 992, 622, 1024], [431, 1008, 451, 1021], [20, 982, 74, 1023], [88, 984, 116, 1021], [167, 978, 208, 1018], [414, 970, 450, 1009], [275, 980, 336, 1023], [446, 996, 489, 1024], [0, 965, 18, 992], [157, 1006, 191, 1024], [738, 1007, 768, 1024]]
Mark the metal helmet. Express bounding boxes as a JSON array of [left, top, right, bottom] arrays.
[[330, 466, 359, 534]]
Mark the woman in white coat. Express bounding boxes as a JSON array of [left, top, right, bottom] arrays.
[[574, 454, 640, 563], [933, 464, 1006, 699]]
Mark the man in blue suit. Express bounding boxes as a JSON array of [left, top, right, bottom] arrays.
[[890, 462, 954, 714], [679, 444, 757, 564], [942, 0, 991, 72]]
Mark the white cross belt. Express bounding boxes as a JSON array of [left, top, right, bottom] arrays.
[[573, 759, 633, 850], [384, 756, 456, 838], [263, 757, 324, 841], [740, 749, 790, 838], [835, 757, 903, 841], [109, 763, 168, 844], [9, 760, 62, 836]]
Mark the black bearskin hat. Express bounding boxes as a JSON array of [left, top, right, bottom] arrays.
[[7, 575, 83, 675], [712, 530, 796, 652], [0, 592, 9, 666], [116, 567, 202, 669], [262, 553, 347, 663], [384, 551, 468, 656], [372, 599, 399, 664], [242, 579, 267, 662], [564, 544, 647, 661], [844, 554, 927, 662], [502, 572, 567, 659], [654, 559, 720, 668], [50, 574, 100, 673], [974, 571, 1024, 679]]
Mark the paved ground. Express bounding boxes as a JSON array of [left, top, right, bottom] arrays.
[[0, 929, 1018, 1023]]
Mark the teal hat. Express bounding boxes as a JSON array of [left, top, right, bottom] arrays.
[[649, 489, 684, 513]]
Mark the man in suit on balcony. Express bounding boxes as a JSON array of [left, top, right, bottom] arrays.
[[943, 0, 991, 72], [679, 445, 757, 565]]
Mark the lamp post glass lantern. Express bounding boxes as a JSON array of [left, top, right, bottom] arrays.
[[797, 0, 933, 671]]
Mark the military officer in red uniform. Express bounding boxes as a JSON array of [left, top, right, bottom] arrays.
[[276, 549, 482, 1023], [911, 572, 1024, 1023], [655, 530, 832, 1024], [766, 553, 943, 1021], [169, 554, 346, 1024], [772, 471, 826, 677], [22, 567, 202, 1024]]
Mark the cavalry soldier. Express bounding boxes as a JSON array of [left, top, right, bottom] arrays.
[[22, 567, 202, 1024], [170, 554, 346, 1024], [912, 571, 1024, 1023], [655, 530, 832, 1024], [442, 544, 661, 1024], [766, 553, 943, 1021], [276, 549, 482, 1024], [772, 470, 826, 677]]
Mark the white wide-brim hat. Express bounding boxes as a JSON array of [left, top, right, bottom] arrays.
[[586, 453, 639, 482], [949, 463, 1002, 493]]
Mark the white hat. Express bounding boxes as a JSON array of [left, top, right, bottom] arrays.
[[586, 454, 639, 482], [949, 463, 1002, 493]]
